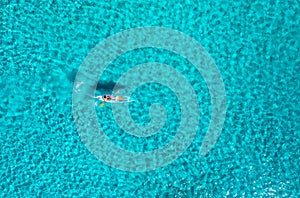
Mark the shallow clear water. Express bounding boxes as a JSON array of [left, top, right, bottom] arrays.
[[1, 0, 299, 197]]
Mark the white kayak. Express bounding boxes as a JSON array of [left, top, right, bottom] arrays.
[[95, 95, 135, 103]]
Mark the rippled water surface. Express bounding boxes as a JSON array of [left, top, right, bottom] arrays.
[[1, 0, 299, 197]]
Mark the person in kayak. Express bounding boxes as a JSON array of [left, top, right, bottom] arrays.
[[95, 94, 133, 107], [103, 94, 112, 102], [96, 95, 123, 102]]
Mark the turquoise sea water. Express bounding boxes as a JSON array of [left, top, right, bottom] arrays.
[[1, 0, 299, 197]]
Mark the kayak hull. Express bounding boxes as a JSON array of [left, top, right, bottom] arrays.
[[96, 95, 134, 103]]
